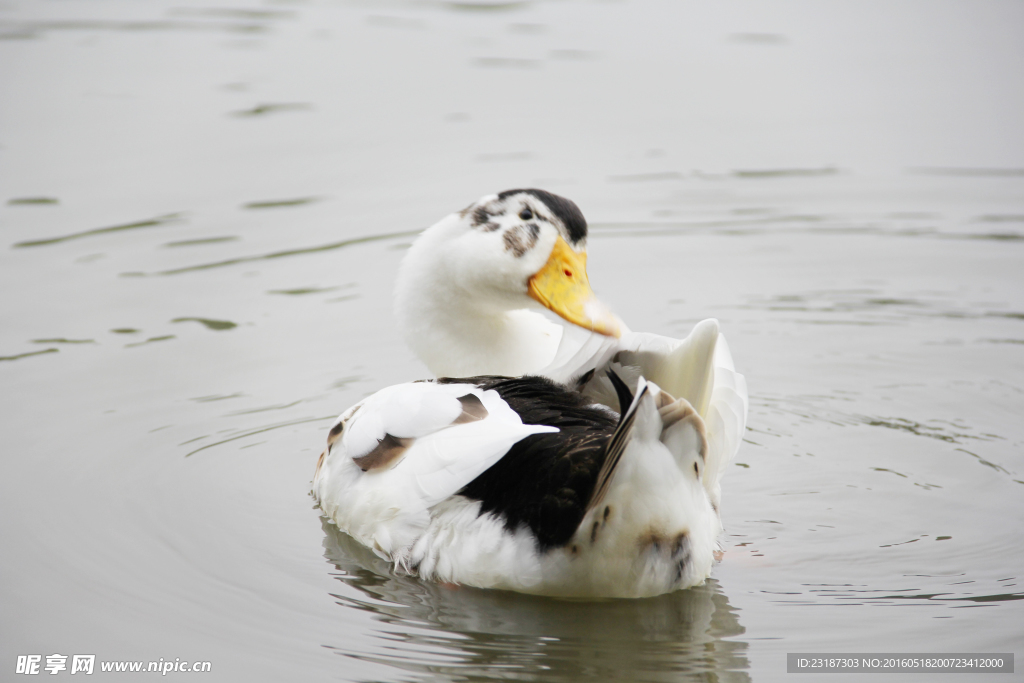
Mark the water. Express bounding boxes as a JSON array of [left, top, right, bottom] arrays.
[[2, 0, 1022, 681]]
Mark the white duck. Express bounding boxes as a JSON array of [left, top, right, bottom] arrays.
[[314, 189, 748, 597]]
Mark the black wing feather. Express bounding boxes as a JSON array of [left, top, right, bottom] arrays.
[[587, 376, 645, 512], [446, 375, 618, 551], [606, 368, 634, 417]]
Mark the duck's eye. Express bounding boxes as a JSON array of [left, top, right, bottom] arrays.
[[519, 208, 533, 221]]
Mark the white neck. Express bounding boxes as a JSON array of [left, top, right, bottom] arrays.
[[396, 281, 562, 378], [394, 216, 562, 378]]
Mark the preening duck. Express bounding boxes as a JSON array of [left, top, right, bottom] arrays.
[[394, 189, 747, 512], [314, 373, 716, 597], [313, 189, 748, 597]]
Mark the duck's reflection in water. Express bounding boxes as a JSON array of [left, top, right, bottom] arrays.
[[321, 520, 750, 682]]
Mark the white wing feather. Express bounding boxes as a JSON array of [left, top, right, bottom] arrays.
[[536, 321, 621, 385], [313, 382, 557, 561], [703, 334, 749, 510]]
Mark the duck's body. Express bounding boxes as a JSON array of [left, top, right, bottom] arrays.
[[313, 374, 716, 597], [314, 189, 747, 597]]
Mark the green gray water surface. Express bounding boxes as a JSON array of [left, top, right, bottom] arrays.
[[2, 0, 1022, 681]]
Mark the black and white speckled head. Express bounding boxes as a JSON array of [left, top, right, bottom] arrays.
[[461, 188, 589, 256]]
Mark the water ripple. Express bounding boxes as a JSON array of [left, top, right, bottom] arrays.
[[13, 213, 183, 248], [148, 229, 419, 276]]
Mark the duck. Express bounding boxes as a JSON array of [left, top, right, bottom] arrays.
[[313, 189, 748, 598]]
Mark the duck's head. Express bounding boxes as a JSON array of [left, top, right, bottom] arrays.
[[398, 188, 622, 338]]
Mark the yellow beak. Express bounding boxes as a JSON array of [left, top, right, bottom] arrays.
[[528, 237, 622, 338]]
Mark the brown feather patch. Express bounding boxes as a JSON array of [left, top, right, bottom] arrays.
[[502, 223, 539, 257], [314, 449, 326, 479], [452, 393, 489, 424], [327, 420, 345, 448], [658, 396, 708, 462], [352, 434, 414, 472], [471, 203, 503, 231], [638, 530, 666, 554]]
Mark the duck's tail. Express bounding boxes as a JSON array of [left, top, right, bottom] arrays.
[[576, 372, 718, 593], [612, 319, 748, 512], [588, 372, 710, 509]]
